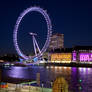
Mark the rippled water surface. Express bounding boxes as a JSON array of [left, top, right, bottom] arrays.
[[2, 66, 92, 92]]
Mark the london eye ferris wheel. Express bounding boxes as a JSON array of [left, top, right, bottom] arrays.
[[13, 6, 52, 63]]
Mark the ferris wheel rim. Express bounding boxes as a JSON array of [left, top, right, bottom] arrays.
[[13, 6, 52, 62]]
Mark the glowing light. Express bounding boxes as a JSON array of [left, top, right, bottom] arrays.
[[55, 66, 58, 69], [46, 66, 49, 69], [33, 57, 38, 62], [51, 66, 54, 68], [79, 86, 82, 90], [79, 79, 82, 82], [64, 67, 67, 69], [79, 53, 92, 62], [8, 67, 29, 78], [72, 50, 76, 61], [51, 53, 72, 63], [59, 66, 62, 69], [83, 68, 86, 72], [13, 6, 52, 63], [79, 67, 83, 71], [88, 68, 91, 71], [79, 67, 88, 73]]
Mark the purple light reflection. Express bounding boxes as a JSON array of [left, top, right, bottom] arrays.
[[8, 67, 30, 79]]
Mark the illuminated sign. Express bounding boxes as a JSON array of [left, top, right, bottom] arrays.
[[80, 53, 92, 62]]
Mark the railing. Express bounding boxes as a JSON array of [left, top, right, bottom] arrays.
[[0, 83, 52, 92]]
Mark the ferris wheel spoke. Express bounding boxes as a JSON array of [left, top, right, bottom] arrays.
[[29, 32, 41, 56], [32, 35, 37, 56], [33, 36, 41, 54]]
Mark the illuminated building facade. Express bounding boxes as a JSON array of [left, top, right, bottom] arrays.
[[49, 33, 64, 51], [72, 46, 92, 62], [51, 53, 72, 63], [50, 46, 92, 63], [79, 53, 92, 62], [50, 48, 72, 63]]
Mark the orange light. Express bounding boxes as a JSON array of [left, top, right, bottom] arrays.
[[51, 53, 72, 63], [0, 84, 8, 88]]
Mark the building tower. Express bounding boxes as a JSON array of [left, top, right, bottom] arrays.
[[49, 33, 64, 51]]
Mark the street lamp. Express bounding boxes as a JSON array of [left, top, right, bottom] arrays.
[[41, 81, 44, 92], [29, 82, 31, 92], [51, 80, 53, 87]]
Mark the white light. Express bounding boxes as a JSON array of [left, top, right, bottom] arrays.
[[64, 67, 67, 69]]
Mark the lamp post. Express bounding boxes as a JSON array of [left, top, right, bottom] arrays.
[[41, 81, 44, 92], [29, 82, 31, 92], [51, 80, 53, 88]]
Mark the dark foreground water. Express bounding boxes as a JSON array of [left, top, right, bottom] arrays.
[[1, 66, 92, 92]]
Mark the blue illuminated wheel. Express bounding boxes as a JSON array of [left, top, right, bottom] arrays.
[[13, 7, 52, 63]]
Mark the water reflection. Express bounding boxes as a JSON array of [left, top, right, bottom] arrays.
[[2, 66, 92, 92], [8, 67, 30, 78], [53, 76, 68, 92], [78, 67, 92, 92]]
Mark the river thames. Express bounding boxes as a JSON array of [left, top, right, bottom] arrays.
[[1, 66, 92, 92]]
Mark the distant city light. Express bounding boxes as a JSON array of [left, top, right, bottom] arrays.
[[79, 79, 82, 82], [79, 86, 82, 90]]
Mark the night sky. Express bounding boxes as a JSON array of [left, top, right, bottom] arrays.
[[0, 0, 92, 55]]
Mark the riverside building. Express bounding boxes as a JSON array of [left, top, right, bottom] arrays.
[[72, 46, 92, 63], [49, 48, 72, 63]]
